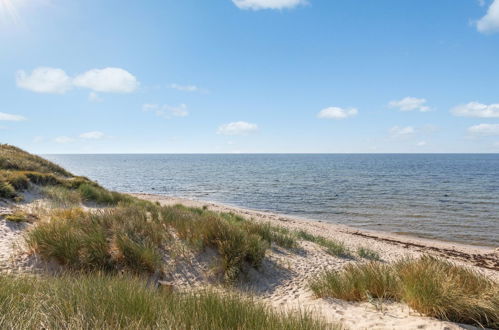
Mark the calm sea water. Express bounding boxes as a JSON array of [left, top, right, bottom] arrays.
[[44, 154, 499, 247]]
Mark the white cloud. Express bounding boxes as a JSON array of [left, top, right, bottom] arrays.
[[16, 67, 72, 94], [317, 107, 358, 119], [0, 112, 26, 121], [142, 103, 189, 119], [74, 67, 138, 93], [54, 136, 74, 144], [388, 97, 430, 112], [416, 141, 427, 147], [217, 121, 258, 135], [468, 123, 499, 135], [390, 126, 416, 137], [232, 0, 307, 10], [477, 0, 499, 33], [169, 83, 200, 92], [17, 67, 138, 94], [451, 102, 499, 118], [88, 92, 103, 102], [80, 131, 105, 140]]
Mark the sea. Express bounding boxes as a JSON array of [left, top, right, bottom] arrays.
[[44, 154, 499, 247]]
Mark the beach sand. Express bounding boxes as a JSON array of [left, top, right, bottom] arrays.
[[1, 193, 497, 329], [132, 193, 498, 330]]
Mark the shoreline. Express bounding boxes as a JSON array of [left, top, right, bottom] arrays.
[[130, 193, 499, 272]]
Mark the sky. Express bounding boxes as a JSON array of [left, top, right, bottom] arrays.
[[1, 0, 499, 154]]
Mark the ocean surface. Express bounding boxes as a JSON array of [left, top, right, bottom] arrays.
[[44, 154, 499, 247]]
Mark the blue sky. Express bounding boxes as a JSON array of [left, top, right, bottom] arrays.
[[1, 0, 499, 153]]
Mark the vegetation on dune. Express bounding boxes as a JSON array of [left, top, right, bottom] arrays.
[[27, 204, 298, 280], [5, 209, 37, 223], [0, 144, 71, 176], [357, 247, 381, 261], [4, 144, 496, 329], [27, 206, 165, 273], [296, 230, 351, 258], [0, 144, 135, 206], [0, 180, 17, 199], [310, 262, 399, 301], [310, 256, 499, 328], [0, 273, 334, 330]]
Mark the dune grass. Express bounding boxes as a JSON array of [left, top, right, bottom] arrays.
[[158, 206, 296, 280], [4, 209, 37, 223], [26, 206, 165, 273], [310, 256, 499, 328], [357, 247, 381, 261], [0, 144, 70, 176], [296, 230, 351, 258], [0, 180, 17, 199], [310, 262, 399, 301], [0, 144, 133, 206], [0, 273, 334, 330], [42, 186, 83, 207], [27, 204, 297, 280]]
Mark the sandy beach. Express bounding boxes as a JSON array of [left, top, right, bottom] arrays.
[[130, 193, 499, 330], [1, 191, 498, 329]]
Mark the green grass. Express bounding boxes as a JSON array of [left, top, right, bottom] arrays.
[[357, 247, 381, 261], [26, 204, 294, 280], [77, 183, 134, 206], [26, 207, 164, 273], [310, 256, 499, 328], [4, 210, 36, 223], [396, 256, 499, 327], [296, 230, 352, 258], [0, 144, 132, 205], [0, 273, 334, 330], [310, 262, 399, 302], [0, 171, 29, 190], [159, 206, 270, 281], [0, 180, 17, 199], [42, 186, 83, 207], [0, 144, 71, 176]]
